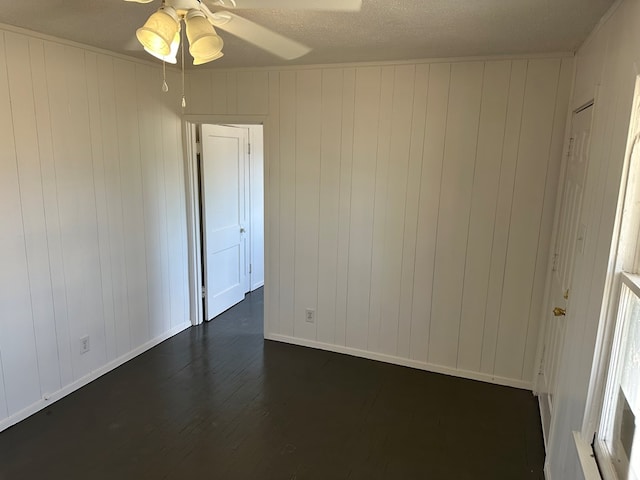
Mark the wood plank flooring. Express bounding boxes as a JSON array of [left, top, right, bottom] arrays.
[[0, 288, 545, 479]]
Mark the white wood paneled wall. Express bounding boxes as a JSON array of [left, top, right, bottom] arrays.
[[545, 0, 640, 477], [187, 56, 572, 389], [0, 29, 190, 430]]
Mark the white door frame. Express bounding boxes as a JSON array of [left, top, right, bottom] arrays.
[[182, 114, 268, 327]]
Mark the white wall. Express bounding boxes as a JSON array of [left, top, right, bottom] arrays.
[[0, 27, 190, 431], [188, 56, 572, 388], [545, 0, 640, 477]]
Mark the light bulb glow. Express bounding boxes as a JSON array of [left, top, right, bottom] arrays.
[[136, 7, 180, 57], [144, 30, 180, 64]]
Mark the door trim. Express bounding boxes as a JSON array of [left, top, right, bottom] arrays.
[[182, 115, 268, 327]]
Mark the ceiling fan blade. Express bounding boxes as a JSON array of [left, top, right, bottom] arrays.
[[211, 12, 311, 60], [215, 0, 362, 11], [124, 0, 155, 3]]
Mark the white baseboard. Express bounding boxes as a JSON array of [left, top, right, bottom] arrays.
[[265, 333, 532, 390], [0, 321, 191, 433]]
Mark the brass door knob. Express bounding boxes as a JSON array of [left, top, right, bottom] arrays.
[[553, 307, 567, 317]]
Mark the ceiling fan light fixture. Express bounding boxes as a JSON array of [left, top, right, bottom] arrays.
[[136, 6, 180, 56], [144, 29, 180, 64], [185, 9, 224, 58], [193, 51, 224, 66]]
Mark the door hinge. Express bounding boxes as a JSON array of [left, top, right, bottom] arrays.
[[552, 253, 559, 272], [201, 286, 206, 299], [567, 137, 575, 158], [249, 264, 252, 274], [248, 143, 251, 155]]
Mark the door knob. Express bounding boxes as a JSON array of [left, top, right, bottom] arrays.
[[240, 227, 246, 233], [553, 307, 566, 317]]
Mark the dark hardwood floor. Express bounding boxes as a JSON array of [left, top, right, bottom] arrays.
[[0, 288, 545, 479]]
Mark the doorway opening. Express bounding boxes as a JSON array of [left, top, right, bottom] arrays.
[[184, 119, 265, 326]]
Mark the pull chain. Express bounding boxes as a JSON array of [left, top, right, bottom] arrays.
[[162, 60, 169, 93], [181, 23, 186, 109]]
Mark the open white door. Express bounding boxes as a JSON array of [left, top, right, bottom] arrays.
[[539, 104, 593, 446], [201, 124, 250, 321]]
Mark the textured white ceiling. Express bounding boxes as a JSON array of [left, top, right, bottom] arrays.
[[0, 0, 614, 68]]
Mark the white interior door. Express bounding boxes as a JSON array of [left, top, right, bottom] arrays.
[[539, 105, 593, 442], [201, 124, 250, 321]]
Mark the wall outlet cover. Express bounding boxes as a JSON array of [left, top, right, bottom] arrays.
[[305, 309, 315, 323], [80, 335, 90, 355]]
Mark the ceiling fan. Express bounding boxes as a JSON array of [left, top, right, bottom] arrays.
[[124, 0, 363, 65]]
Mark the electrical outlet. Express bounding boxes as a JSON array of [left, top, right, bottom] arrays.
[[305, 309, 315, 324], [80, 335, 90, 355]]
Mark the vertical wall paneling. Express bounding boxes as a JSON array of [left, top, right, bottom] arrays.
[[410, 63, 451, 363], [317, 69, 344, 344], [0, 28, 189, 430], [42, 43, 75, 378], [480, 60, 528, 375], [522, 57, 574, 382], [346, 67, 382, 350], [227, 71, 238, 114], [45, 45, 91, 381], [62, 46, 104, 379], [294, 69, 322, 340], [5, 32, 62, 396], [334, 68, 356, 346], [397, 64, 429, 359], [456, 61, 511, 372], [189, 69, 213, 114], [136, 64, 164, 340], [267, 71, 281, 335], [158, 70, 175, 334], [114, 59, 150, 351], [278, 71, 297, 336], [0, 31, 42, 414], [96, 54, 128, 362], [153, 78, 172, 338], [429, 62, 484, 367], [32, 40, 74, 387], [237, 70, 269, 115], [494, 59, 562, 380], [378, 65, 416, 356], [211, 71, 228, 114], [83, 51, 110, 371], [367, 65, 395, 353]]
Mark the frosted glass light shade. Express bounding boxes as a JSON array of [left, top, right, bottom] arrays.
[[193, 51, 224, 66], [185, 10, 224, 58], [144, 30, 180, 64], [136, 7, 180, 56]]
